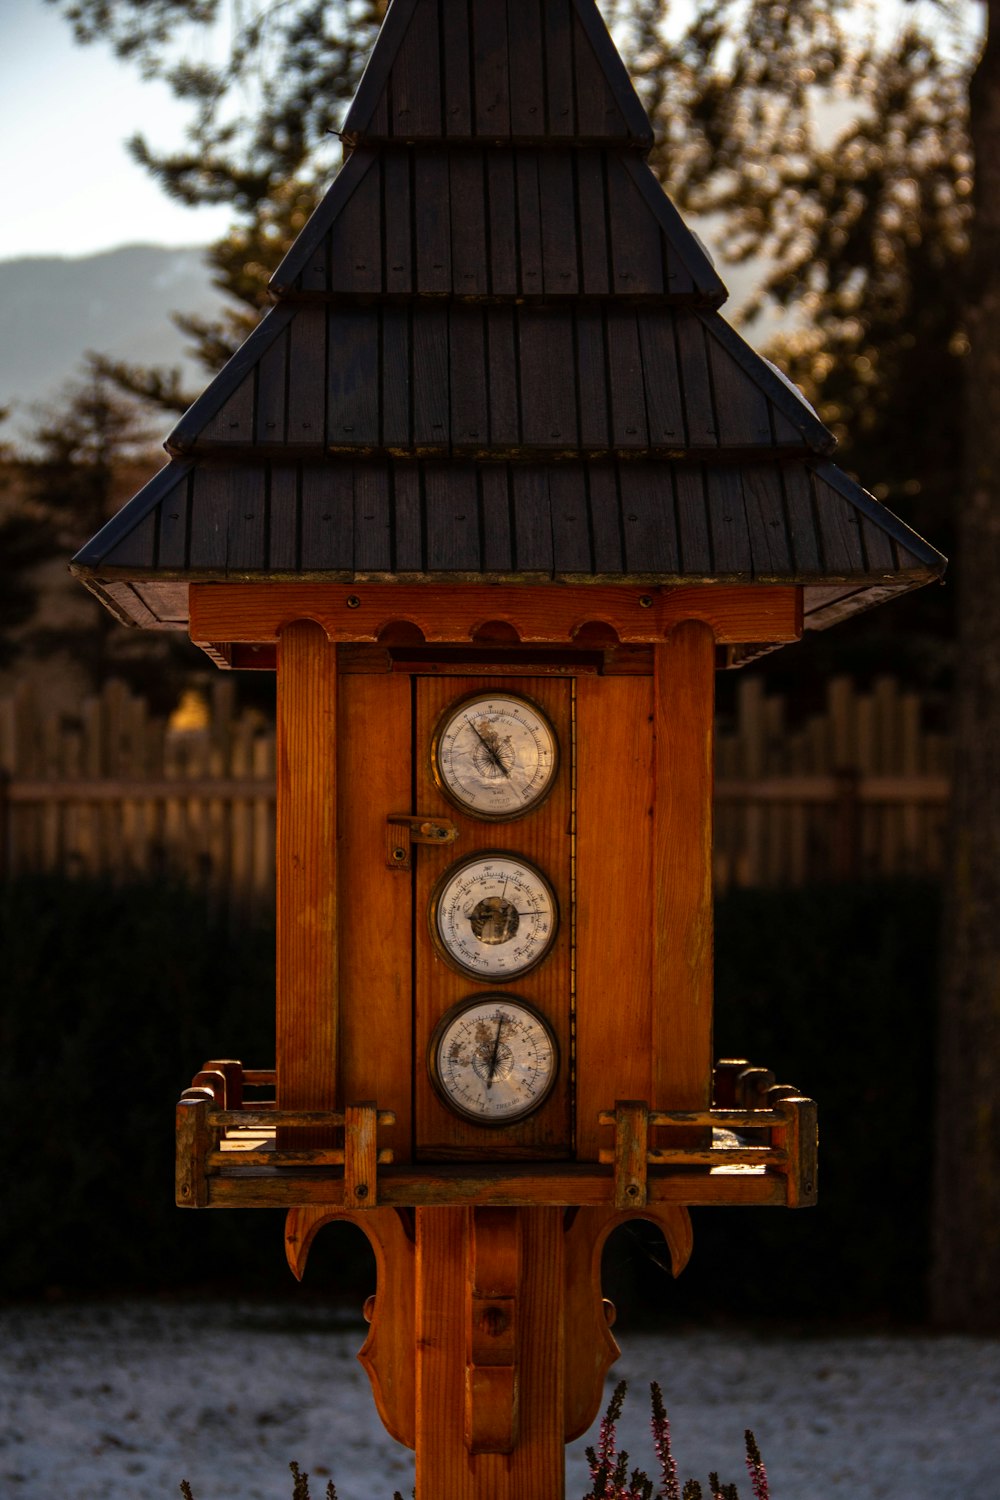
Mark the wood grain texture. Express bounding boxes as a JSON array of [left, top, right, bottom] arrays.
[[276, 620, 338, 1145], [414, 675, 573, 1160], [575, 676, 654, 1159], [338, 672, 414, 1159], [415, 1206, 565, 1499], [653, 624, 715, 1114], [189, 581, 804, 645], [205, 1163, 793, 1209]]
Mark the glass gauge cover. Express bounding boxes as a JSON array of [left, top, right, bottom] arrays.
[[431, 692, 559, 820], [430, 852, 559, 981], [429, 994, 558, 1125]]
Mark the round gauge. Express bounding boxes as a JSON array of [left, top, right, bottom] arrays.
[[431, 691, 559, 821], [430, 852, 559, 981], [429, 994, 559, 1125]]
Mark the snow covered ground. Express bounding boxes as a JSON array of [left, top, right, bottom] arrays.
[[2, 1300, 998, 1499]]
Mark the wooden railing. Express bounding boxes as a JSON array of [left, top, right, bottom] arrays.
[[0, 673, 950, 898]]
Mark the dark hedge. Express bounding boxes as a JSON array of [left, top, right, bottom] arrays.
[[2, 874, 940, 1321]]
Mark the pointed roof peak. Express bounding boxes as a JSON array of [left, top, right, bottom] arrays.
[[342, 0, 653, 148]]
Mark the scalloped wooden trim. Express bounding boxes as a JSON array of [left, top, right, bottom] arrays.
[[190, 581, 802, 647]]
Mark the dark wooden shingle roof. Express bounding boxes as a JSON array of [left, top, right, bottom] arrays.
[[74, 0, 945, 651]]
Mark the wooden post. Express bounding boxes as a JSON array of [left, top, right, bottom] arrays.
[[653, 622, 715, 1113], [415, 1205, 565, 1500], [276, 619, 339, 1144]]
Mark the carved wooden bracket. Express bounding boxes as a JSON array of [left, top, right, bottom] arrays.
[[283, 1200, 693, 1455]]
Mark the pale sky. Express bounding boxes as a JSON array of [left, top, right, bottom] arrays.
[[1, 0, 233, 261]]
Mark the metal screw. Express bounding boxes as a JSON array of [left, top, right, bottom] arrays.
[[346, 595, 361, 609], [392, 847, 407, 863], [626, 1183, 639, 1197], [639, 595, 653, 608], [355, 1183, 369, 1198]]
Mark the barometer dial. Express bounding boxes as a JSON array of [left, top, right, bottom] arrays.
[[429, 995, 559, 1125], [430, 852, 559, 981], [431, 692, 558, 821]]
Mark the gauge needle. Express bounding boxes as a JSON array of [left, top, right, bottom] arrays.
[[486, 1014, 506, 1088], [465, 717, 512, 778]]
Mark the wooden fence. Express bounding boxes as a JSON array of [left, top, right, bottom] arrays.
[[0, 675, 951, 903]]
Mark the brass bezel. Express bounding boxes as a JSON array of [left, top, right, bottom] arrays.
[[428, 850, 560, 982], [428, 992, 560, 1126], [429, 689, 560, 822]]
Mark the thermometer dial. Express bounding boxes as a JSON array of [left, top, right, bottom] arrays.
[[431, 692, 558, 821], [430, 852, 559, 981], [429, 995, 559, 1125]]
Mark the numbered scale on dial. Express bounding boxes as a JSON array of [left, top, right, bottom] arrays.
[[431, 692, 559, 821], [430, 852, 558, 981], [429, 995, 559, 1125]]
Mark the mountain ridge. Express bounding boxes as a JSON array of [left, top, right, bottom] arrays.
[[0, 243, 229, 437]]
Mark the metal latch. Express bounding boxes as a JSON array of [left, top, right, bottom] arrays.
[[386, 815, 460, 869]]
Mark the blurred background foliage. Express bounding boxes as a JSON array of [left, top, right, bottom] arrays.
[[1, 872, 938, 1324]]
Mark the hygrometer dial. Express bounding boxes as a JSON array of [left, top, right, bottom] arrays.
[[429, 994, 559, 1125], [431, 691, 559, 821], [430, 852, 559, 981]]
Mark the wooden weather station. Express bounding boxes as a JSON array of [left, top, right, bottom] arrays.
[[74, 1, 945, 1495]]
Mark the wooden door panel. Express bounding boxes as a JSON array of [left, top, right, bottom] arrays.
[[414, 676, 573, 1158]]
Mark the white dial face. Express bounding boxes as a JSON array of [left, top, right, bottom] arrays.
[[430, 995, 558, 1124], [431, 853, 558, 981], [432, 692, 558, 820]]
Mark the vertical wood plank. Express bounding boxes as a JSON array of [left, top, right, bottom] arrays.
[[413, 307, 450, 446], [606, 309, 648, 449], [576, 152, 610, 294], [392, 0, 442, 137], [381, 306, 412, 448], [518, 310, 577, 449], [675, 315, 718, 447], [539, 152, 578, 295], [425, 463, 482, 570], [542, 0, 575, 137], [472, 0, 511, 136], [327, 307, 380, 447], [328, 160, 383, 294], [442, 0, 472, 135], [450, 305, 489, 446], [653, 624, 715, 1112], [415, 1205, 565, 1500], [393, 462, 424, 571], [576, 309, 610, 449], [575, 676, 653, 1159], [638, 313, 685, 447], [276, 620, 338, 1145], [486, 153, 519, 294], [608, 167, 663, 294], [480, 465, 514, 570], [415, 152, 452, 294], [301, 467, 353, 570], [354, 462, 393, 572], [508, 0, 545, 135], [516, 150, 544, 296], [255, 325, 289, 443], [338, 678, 413, 1158], [708, 336, 773, 447], [384, 150, 414, 294], [286, 306, 327, 445], [620, 463, 679, 575], [450, 151, 489, 295], [485, 306, 520, 445]]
